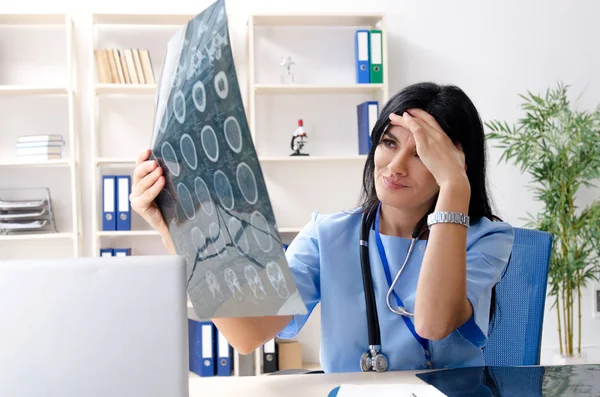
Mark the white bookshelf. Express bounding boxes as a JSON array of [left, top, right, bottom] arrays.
[[0, 14, 81, 257], [247, 12, 388, 375], [89, 13, 192, 257]]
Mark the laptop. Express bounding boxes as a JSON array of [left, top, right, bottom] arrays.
[[0, 255, 189, 397]]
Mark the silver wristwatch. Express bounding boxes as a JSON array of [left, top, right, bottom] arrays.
[[427, 211, 470, 228]]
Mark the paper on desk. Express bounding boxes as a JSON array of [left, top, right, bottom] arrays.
[[336, 383, 447, 397]]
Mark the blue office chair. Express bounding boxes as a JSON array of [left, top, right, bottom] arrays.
[[483, 227, 553, 366]]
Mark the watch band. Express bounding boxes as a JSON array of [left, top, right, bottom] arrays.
[[427, 211, 470, 228]]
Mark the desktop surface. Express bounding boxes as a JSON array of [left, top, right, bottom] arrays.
[[188, 369, 427, 397], [417, 364, 600, 397], [189, 364, 600, 397]]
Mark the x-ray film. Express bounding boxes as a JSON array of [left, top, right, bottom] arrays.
[[150, 0, 307, 319]]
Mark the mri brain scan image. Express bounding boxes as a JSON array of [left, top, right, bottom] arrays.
[[224, 268, 244, 302], [267, 261, 290, 299], [205, 270, 224, 302], [244, 265, 266, 301], [150, 0, 306, 319]]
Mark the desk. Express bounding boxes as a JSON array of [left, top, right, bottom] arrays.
[[188, 370, 428, 397], [189, 365, 600, 397]]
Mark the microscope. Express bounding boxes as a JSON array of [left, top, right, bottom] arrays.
[[290, 119, 309, 156]]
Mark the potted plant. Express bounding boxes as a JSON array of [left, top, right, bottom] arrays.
[[485, 82, 600, 364]]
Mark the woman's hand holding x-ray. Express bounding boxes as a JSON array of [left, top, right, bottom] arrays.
[[130, 148, 175, 253], [389, 109, 469, 192]]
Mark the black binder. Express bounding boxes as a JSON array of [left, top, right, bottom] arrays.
[[262, 339, 278, 374]]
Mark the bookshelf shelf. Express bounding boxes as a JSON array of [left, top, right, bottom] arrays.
[[96, 156, 366, 165], [251, 13, 384, 27], [0, 14, 67, 25], [96, 157, 137, 165], [92, 14, 196, 26], [0, 159, 72, 168], [95, 84, 156, 95], [96, 230, 161, 237], [253, 83, 384, 95], [0, 86, 68, 96], [0, 232, 74, 242], [259, 155, 366, 162]]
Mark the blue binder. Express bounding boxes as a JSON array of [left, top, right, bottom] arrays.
[[216, 329, 233, 376], [116, 175, 131, 231], [102, 175, 117, 231], [189, 319, 216, 377], [99, 248, 113, 257], [357, 101, 379, 154], [355, 30, 370, 83], [113, 248, 131, 256]]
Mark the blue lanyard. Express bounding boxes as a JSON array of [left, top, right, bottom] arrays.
[[374, 207, 432, 368]]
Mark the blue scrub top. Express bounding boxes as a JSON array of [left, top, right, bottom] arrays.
[[277, 208, 514, 373]]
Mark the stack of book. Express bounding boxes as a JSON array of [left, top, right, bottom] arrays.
[[94, 48, 156, 84], [16, 135, 65, 161]]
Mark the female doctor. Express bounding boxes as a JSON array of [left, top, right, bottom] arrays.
[[130, 82, 514, 373]]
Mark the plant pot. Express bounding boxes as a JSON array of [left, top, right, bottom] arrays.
[[552, 351, 587, 365]]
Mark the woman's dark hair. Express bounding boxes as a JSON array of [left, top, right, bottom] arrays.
[[357, 81, 502, 325]]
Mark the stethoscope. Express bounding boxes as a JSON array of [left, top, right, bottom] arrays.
[[359, 203, 432, 373]]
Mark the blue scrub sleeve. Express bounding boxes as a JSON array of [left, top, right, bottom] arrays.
[[277, 212, 322, 339], [456, 220, 514, 347]]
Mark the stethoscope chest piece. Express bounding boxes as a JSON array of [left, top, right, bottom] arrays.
[[360, 347, 388, 373]]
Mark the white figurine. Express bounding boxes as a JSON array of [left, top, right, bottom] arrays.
[[280, 56, 295, 84]]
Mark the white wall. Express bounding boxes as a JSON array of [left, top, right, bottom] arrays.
[[1, 0, 599, 366]]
